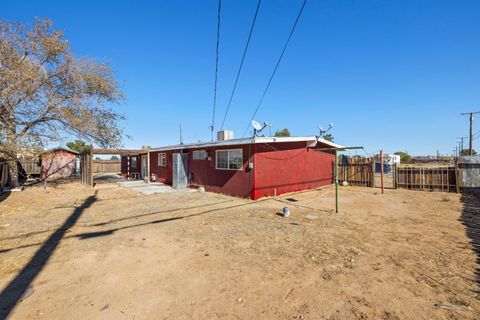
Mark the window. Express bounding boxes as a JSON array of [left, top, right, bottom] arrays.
[[131, 156, 137, 168], [193, 150, 208, 160], [158, 153, 166, 166], [216, 149, 243, 170]]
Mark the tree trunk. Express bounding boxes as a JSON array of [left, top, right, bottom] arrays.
[[5, 121, 19, 188], [8, 159, 19, 188]]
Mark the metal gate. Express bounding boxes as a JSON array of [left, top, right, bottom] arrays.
[[172, 153, 188, 189]]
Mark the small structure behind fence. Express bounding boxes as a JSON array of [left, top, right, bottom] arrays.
[[457, 156, 480, 194]]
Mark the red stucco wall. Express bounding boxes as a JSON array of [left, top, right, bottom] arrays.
[[149, 150, 174, 184], [150, 145, 254, 198], [252, 141, 334, 199], [147, 141, 333, 200], [120, 156, 128, 176], [120, 155, 142, 178]]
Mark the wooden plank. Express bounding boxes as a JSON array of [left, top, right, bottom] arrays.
[[91, 148, 148, 155], [395, 165, 456, 193]]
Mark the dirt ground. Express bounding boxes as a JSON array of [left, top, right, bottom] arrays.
[[0, 178, 479, 319]]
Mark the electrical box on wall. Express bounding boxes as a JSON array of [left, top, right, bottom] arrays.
[[248, 162, 254, 170]]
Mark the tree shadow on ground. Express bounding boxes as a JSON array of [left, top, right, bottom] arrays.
[[0, 200, 235, 243], [0, 191, 98, 319], [0, 193, 9, 204], [459, 192, 480, 283], [0, 199, 268, 255], [92, 173, 125, 184]]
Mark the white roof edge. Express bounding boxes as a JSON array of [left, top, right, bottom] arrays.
[[149, 136, 342, 152], [316, 137, 343, 149]]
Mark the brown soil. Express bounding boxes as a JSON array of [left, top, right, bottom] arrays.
[[0, 179, 479, 319]]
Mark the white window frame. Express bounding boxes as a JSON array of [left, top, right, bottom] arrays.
[[215, 149, 243, 170], [131, 156, 137, 168], [158, 153, 166, 166], [193, 150, 208, 160]]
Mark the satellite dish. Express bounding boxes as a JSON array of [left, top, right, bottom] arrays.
[[252, 120, 263, 131], [317, 122, 334, 137]]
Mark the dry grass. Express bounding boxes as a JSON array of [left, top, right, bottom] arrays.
[[0, 181, 479, 319]]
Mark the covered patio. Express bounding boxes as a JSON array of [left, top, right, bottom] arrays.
[[79, 149, 148, 187]]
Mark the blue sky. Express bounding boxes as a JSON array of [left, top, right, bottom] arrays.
[[3, 0, 480, 155]]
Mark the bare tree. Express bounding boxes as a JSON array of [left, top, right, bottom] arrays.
[[0, 18, 125, 187]]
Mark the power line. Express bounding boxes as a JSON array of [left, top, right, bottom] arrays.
[[210, 0, 222, 141], [241, 0, 308, 138], [460, 111, 480, 156], [472, 130, 480, 140], [219, 0, 262, 131]]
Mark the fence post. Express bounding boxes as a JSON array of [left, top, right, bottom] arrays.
[[380, 150, 384, 194], [455, 159, 460, 193], [371, 158, 375, 188], [393, 163, 396, 189], [335, 151, 339, 213]]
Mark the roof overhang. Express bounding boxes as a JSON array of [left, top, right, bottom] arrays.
[[149, 136, 343, 152], [90, 148, 148, 155], [42, 147, 79, 155]]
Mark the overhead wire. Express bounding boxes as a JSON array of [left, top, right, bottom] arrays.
[[219, 0, 262, 131], [241, 0, 308, 138], [472, 130, 480, 140], [210, 0, 222, 141]]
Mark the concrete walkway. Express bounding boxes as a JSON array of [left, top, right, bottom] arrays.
[[117, 180, 193, 195]]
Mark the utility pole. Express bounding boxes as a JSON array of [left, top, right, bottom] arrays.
[[460, 111, 480, 156], [456, 137, 465, 154]]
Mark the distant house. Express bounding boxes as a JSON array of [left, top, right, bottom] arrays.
[[121, 135, 340, 200], [41, 147, 79, 179]]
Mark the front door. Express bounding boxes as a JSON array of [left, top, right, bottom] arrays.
[[141, 155, 148, 180]]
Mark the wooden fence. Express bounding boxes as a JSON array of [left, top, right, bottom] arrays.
[[395, 166, 457, 192], [0, 162, 8, 189], [92, 160, 120, 173], [80, 151, 93, 187], [337, 157, 374, 187], [337, 156, 457, 193], [19, 159, 41, 175]]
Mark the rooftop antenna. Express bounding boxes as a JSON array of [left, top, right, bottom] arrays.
[[179, 123, 183, 145], [251, 120, 267, 137], [265, 122, 272, 136], [318, 123, 333, 137]]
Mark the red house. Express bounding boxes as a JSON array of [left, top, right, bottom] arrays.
[[121, 136, 340, 200]]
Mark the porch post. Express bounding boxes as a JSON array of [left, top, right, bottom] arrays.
[[147, 151, 151, 182], [335, 150, 339, 213]]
